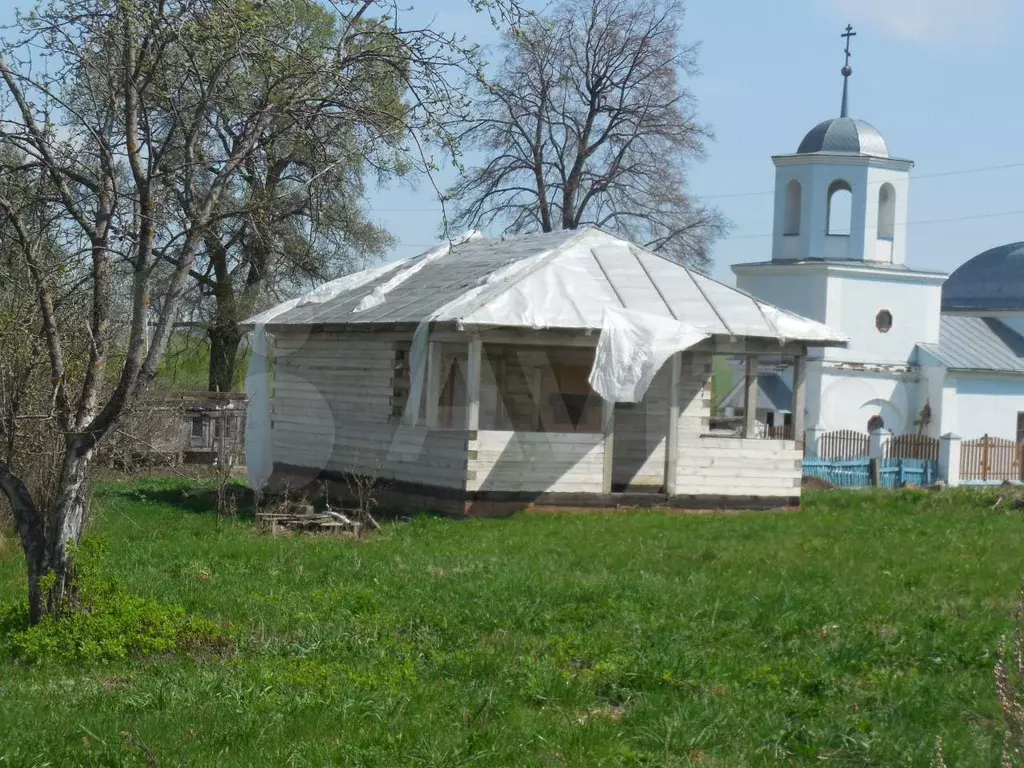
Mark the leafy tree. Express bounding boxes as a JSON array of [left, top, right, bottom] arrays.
[[447, 0, 726, 270], [0, 0, 527, 623]]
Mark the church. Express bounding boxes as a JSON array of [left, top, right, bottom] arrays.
[[723, 28, 1024, 445]]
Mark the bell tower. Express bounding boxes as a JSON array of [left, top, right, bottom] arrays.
[[769, 25, 913, 266]]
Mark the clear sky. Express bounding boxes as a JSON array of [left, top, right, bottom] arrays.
[[367, 0, 1024, 282], [3, 0, 1021, 283]]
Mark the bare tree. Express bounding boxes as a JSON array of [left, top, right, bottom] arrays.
[[447, 0, 726, 270], [0, 0, 528, 624]]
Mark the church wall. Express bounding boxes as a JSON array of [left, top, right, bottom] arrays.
[[824, 273, 942, 365], [916, 363, 946, 438], [734, 271, 827, 326], [952, 375, 1024, 441], [815, 367, 919, 434]]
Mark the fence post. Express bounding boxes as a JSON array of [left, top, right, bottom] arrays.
[[869, 428, 890, 459], [869, 457, 881, 487], [939, 433, 961, 487], [805, 424, 825, 459], [982, 434, 990, 482]]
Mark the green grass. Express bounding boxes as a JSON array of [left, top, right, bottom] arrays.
[[1, 483, 1022, 766]]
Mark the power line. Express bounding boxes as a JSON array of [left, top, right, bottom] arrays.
[[366, 160, 1024, 213], [726, 207, 1024, 242]]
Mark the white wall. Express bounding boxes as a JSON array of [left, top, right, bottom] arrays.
[[815, 368, 919, 434], [823, 271, 942, 364], [771, 157, 911, 265], [952, 375, 1024, 440], [734, 271, 827, 325]]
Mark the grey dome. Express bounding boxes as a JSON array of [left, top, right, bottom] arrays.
[[942, 242, 1024, 312], [797, 117, 889, 157]]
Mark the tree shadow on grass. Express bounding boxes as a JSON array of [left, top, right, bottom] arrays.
[[108, 484, 259, 519]]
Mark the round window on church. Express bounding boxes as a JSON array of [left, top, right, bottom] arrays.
[[875, 309, 893, 333]]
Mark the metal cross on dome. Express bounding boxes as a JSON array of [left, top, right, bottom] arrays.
[[840, 24, 856, 118]]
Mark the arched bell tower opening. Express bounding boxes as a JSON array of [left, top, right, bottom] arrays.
[[784, 179, 802, 235], [826, 180, 852, 236]]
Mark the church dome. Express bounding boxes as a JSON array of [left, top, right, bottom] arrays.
[[797, 117, 889, 157], [942, 242, 1024, 311]]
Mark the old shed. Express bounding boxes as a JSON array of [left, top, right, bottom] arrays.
[[242, 228, 846, 513]]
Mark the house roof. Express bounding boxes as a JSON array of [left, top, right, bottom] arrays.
[[718, 374, 793, 413], [243, 227, 847, 346], [917, 315, 1024, 374]]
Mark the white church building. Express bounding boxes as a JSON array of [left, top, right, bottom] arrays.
[[728, 36, 1024, 446]]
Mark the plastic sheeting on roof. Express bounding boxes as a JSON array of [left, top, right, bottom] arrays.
[[589, 307, 710, 403]]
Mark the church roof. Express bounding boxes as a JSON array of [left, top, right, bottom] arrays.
[[243, 228, 848, 346], [941, 242, 1024, 311], [797, 117, 889, 157], [918, 315, 1024, 374], [718, 374, 793, 413]]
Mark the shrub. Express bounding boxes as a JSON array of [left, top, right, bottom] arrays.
[[0, 537, 231, 664]]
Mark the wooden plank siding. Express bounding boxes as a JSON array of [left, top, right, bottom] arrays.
[[270, 331, 470, 489], [673, 351, 802, 499], [467, 431, 605, 493]]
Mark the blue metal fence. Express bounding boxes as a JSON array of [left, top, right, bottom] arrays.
[[879, 458, 938, 488], [803, 458, 871, 488], [802, 457, 938, 488]]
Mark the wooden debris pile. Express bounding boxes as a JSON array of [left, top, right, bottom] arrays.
[[257, 501, 380, 534], [993, 492, 1024, 511]]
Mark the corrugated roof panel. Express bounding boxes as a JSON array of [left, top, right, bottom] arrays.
[[918, 315, 1024, 373], [245, 227, 846, 346]]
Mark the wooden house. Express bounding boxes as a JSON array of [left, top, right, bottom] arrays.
[[242, 228, 846, 514]]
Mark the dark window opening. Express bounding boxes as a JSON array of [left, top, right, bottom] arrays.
[[191, 417, 204, 438], [876, 309, 893, 333]]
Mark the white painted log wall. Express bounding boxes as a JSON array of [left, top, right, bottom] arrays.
[[612, 366, 669, 487], [467, 431, 605, 493], [270, 331, 469, 488], [673, 350, 801, 497]]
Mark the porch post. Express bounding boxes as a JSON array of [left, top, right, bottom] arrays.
[[466, 335, 482, 432], [742, 355, 758, 438], [602, 397, 615, 494], [664, 352, 681, 496], [425, 341, 441, 428], [792, 352, 806, 447]]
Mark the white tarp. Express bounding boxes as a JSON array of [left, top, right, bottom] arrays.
[[588, 307, 710, 403], [245, 324, 274, 491]]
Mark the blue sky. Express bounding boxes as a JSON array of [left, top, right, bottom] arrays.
[[3, 0, 1021, 283], [368, 0, 1024, 282]]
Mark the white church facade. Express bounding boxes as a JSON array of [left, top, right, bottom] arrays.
[[727, 37, 1024, 447]]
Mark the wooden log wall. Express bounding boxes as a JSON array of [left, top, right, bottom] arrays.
[[466, 431, 605, 493], [270, 331, 470, 489], [674, 351, 802, 498], [612, 366, 670, 487]]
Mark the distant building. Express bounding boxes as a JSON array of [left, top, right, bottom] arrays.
[[729, 31, 1024, 444]]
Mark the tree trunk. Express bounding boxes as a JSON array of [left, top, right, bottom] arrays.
[[208, 324, 242, 393], [43, 443, 93, 616]]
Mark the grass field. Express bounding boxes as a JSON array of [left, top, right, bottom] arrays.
[[1, 482, 1023, 766]]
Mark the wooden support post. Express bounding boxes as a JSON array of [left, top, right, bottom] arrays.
[[531, 367, 543, 432], [466, 335, 482, 432], [664, 352, 681, 496], [425, 341, 440, 428], [792, 352, 806, 448], [743, 355, 758, 438], [602, 397, 615, 494]]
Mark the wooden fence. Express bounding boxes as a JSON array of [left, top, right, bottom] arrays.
[[818, 429, 869, 459], [885, 434, 940, 462], [961, 435, 1021, 483], [764, 425, 795, 440]]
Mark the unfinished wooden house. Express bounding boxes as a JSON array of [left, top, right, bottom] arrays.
[[242, 228, 846, 513]]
